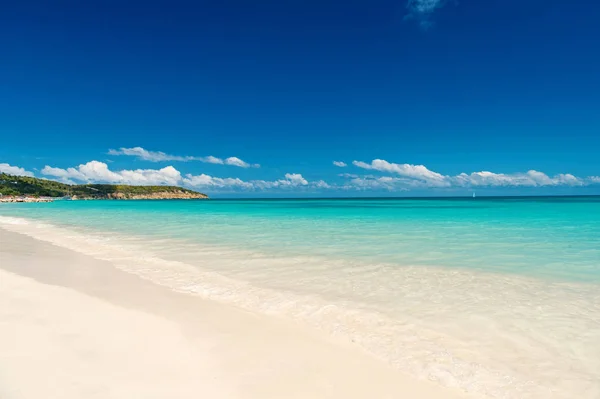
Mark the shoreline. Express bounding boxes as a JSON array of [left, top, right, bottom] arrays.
[[0, 227, 470, 399], [0, 196, 209, 202], [2, 214, 599, 398], [0, 197, 54, 203]]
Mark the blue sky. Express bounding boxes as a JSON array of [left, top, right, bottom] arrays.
[[1, 0, 599, 197]]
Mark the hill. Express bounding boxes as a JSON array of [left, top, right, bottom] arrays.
[[0, 173, 208, 200]]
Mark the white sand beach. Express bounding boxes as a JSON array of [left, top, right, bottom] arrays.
[[0, 228, 471, 399]]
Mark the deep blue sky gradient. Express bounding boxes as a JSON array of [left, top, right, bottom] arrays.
[[1, 0, 599, 195]]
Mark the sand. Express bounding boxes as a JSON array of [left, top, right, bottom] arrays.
[[0, 228, 471, 399]]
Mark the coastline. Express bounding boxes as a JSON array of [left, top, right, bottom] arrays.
[[0, 197, 54, 203], [1, 212, 599, 398], [0, 227, 470, 399], [0, 194, 208, 202]]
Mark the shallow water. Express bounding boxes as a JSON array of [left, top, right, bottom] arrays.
[[1, 197, 599, 397]]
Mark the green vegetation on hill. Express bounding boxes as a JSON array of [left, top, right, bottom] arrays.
[[0, 173, 207, 199]]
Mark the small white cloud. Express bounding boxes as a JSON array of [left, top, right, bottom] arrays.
[[251, 173, 309, 189], [554, 174, 584, 186], [313, 180, 331, 189], [107, 147, 192, 162], [185, 172, 319, 191], [284, 173, 308, 186], [183, 174, 254, 189], [451, 170, 586, 188], [406, 0, 448, 28], [41, 165, 87, 182], [225, 157, 246, 167], [0, 163, 35, 177], [108, 147, 258, 168], [408, 0, 445, 14], [342, 176, 410, 191], [224, 157, 260, 168], [200, 155, 224, 165], [353, 159, 449, 186], [333, 161, 347, 167]]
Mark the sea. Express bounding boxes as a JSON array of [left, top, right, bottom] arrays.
[[1, 196, 599, 398]]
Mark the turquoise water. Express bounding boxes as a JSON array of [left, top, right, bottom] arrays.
[[2, 197, 600, 398], [2, 197, 599, 281]]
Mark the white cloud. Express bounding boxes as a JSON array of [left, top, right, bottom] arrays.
[[250, 173, 311, 190], [41, 160, 320, 193], [555, 174, 584, 186], [451, 170, 585, 188], [353, 159, 449, 186], [350, 159, 598, 190], [406, 0, 447, 28], [183, 174, 254, 189], [40, 165, 86, 184], [42, 161, 182, 186], [313, 180, 331, 189], [107, 147, 192, 162], [9, 156, 600, 194], [340, 176, 415, 191], [183, 172, 326, 192], [0, 163, 35, 177], [284, 173, 308, 186], [108, 147, 258, 168], [408, 0, 445, 14], [201, 155, 224, 165], [333, 161, 347, 167], [224, 156, 260, 168], [184, 176, 274, 190]]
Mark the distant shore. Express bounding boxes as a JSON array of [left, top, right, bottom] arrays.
[[1, 172, 208, 200], [0, 196, 54, 203], [0, 192, 209, 202]]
